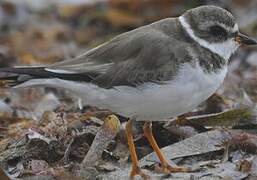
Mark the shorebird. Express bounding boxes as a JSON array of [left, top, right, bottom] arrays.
[[1, 5, 256, 179]]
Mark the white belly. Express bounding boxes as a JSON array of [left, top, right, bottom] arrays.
[[99, 63, 227, 121], [17, 64, 227, 121]]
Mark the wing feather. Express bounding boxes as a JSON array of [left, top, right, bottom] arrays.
[[45, 18, 187, 88]]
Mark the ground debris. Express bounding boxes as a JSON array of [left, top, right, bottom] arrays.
[[166, 107, 257, 128], [81, 114, 120, 168], [0, 0, 257, 179], [100, 130, 257, 180], [140, 130, 232, 167]]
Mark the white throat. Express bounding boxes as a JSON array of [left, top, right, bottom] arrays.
[[178, 16, 239, 61]]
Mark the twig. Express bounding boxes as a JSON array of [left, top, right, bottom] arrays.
[[63, 138, 75, 164]]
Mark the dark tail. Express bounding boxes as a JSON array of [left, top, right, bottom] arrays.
[[0, 66, 94, 87]]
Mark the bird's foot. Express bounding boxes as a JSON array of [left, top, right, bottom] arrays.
[[155, 163, 192, 174], [130, 166, 150, 180]]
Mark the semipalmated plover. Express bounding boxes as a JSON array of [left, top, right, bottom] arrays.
[[1, 5, 257, 179]]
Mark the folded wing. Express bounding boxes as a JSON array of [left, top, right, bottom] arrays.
[[0, 21, 185, 89]]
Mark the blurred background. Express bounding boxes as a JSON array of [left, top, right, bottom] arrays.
[[0, 0, 256, 119], [0, 1, 257, 179], [0, 0, 256, 67]]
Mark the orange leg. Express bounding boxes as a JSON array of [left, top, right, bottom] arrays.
[[125, 120, 149, 180], [143, 122, 191, 173]]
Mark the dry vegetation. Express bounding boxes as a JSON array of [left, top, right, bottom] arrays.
[[0, 0, 257, 179]]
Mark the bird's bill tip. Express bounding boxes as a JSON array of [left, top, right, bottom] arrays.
[[235, 32, 257, 46]]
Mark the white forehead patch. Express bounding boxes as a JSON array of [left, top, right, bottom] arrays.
[[179, 16, 239, 60]]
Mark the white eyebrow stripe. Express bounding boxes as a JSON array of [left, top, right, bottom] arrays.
[[216, 22, 238, 33]]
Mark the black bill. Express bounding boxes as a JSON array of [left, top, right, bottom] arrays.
[[236, 32, 257, 46]]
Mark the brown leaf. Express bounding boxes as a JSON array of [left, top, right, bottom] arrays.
[[82, 115, 120, 167]]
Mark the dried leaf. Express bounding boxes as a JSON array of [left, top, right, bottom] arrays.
[[140, 130, 232, 167], [82, 115, 120, 167], [170, 108, 257, 128], [27, 129, 53, 144], [29, 160, 49, 175]]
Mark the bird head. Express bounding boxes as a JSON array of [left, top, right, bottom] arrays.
[[179, 6, 257, 60]]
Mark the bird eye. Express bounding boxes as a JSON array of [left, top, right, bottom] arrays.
[[209, 25, 227, 37]]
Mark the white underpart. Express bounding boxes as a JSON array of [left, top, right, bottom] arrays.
[[15, 63, 227, 121], [179, 16, 239, 60]]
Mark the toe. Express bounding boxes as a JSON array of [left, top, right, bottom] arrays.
[[130, 166, 150, 180], [155, 163, 192, 174], [166, 166, 192, 173]]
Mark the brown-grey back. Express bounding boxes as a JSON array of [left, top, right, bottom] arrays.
[[48, 16, 225, 88]]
